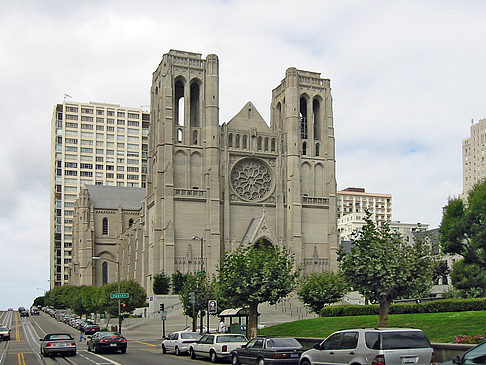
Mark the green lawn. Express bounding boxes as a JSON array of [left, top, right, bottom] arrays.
[[259, 311, 486, 343]]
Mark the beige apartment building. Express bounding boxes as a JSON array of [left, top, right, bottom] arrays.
[[337, 187, 392, 226], [463, 118, 486, 196], [71, 50, 339, 294], [49, 101, 149, 287]]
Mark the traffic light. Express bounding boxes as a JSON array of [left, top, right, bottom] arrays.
[[121, 303, 126, 309], [160, 303, 165, 312], [189, 291, 195, 304]]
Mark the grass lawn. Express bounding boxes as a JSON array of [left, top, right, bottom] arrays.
[[259, 311, 486, 343]]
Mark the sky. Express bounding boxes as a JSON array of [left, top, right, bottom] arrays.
[[1, 0, 485, 310]]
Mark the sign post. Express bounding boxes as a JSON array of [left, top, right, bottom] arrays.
[[161, 310, 167, 338], [207, 300, 217, 333]]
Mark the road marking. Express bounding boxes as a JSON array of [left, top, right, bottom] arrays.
[[17, 352, 26, 365], [15, 312, 20, 341], [78, 351, 123, 365], [133, 340, 158, 347]]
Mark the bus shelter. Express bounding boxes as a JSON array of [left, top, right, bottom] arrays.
[[218, 307, 260, 337]]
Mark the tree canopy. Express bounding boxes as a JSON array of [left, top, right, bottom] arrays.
[[440, 180, 486, 269], [153, 272, 171, 295], [217, 243, 299, 338], [338, 212, 434, 327], [450, 259, 486, 298], [297, 271, 349, 314]]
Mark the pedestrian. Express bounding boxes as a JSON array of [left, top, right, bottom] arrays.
[[218, 318, 226, 333], [79, 331, 86, 341]]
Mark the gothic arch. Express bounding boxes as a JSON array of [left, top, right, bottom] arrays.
[[190, 151, 202, 188], [314, 163, 324, 196], [174, 150, 187, 188], [301, 162, 311, 196], [189, 78, 201, 127]]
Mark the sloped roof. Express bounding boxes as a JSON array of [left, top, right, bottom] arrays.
[[85, 185, 145, 210], [227, 102, 271, 131]]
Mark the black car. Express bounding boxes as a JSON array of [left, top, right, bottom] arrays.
[[231, 336, 305, 365], [83, 324, 100, 335], [87, 331, 127, 354], [441, 341, 486, 365]]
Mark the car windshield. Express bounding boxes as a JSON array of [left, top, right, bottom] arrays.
[[380, 331, 430, 350], [0, 327, 8, 331], [267, 338, 301, 348], [47, 334, 73, 340], [216, 335, 247, 343], [181, 333, 202, 339]]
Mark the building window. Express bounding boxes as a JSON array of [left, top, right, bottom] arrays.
[[129, 219, 134, 227], [300, 97, 308, 139], [102, 218, 108, 235], [102, 262, 108, 285]]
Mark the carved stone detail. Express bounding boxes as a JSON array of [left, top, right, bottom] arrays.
[[230, 158, 272, 201]]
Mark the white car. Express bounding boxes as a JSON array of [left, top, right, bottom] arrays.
[[161, 331, 202, 355], [189, 333, 248, 363]]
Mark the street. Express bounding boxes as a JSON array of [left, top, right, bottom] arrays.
[[0, 310, 202, 365]]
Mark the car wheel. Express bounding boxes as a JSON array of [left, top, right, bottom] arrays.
[[120, 348, 126, 354], [210, 351, 218, 363], [190, 348, 196, 359], [258, 358, 265, 365], [300, 360, 311, 365], [175, 346, 180, 356], [94, 345, 99, 354], [161, 344, 167, 354], [232, 354, 240, 365], [71, 351, 76, 356]]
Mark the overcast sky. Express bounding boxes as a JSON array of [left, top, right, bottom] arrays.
[[1, 0, 484, 310]]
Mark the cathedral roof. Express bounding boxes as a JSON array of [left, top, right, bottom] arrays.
[[84, 185, 145, 210], [227, 102, 271, 131]]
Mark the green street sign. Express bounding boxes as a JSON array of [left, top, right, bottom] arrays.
[[110, 293, 129, 299]]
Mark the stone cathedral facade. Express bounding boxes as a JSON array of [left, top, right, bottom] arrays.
[[71, 50, 338, 295]]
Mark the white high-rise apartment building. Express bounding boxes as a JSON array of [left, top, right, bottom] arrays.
[[337, 187, 392, 226], [463, 118, 486, 196], [49, 101, 149, 287]]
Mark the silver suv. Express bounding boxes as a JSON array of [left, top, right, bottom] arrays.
[[299, 328, 434, 365]]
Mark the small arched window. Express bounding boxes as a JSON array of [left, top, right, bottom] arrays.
[[102, 217, 108, 235], [192, 130, 198, 145], [257, 136, 262, 150], [313, 99, 320, 140], [264, 137, 269, 151], [243, 135, 248, 149], [129, 218, 134, 228], [228, 133, 233, 148], [300, 97, 308, 139], [102, 261, 108, 285], [236, 134, 240, 148], [271, 138, 276, 152], [303, 142, 307, 155], [315, 143, 320, 156], [177, 129, 183, 143]]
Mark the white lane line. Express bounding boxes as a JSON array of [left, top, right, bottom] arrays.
[[77, 351, 122, 365], [0, 340, 10, 365]]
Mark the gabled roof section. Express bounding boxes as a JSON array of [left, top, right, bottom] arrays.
[[227, 102, 270, 131], [85, 185, 145, 210], [241, 211, 277, 245]]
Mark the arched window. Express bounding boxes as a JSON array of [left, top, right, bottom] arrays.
[[276, 102, 282, 129], [236, 134, 240, 148], [177, 129, 183, 143], [300, 97, 308, 139], [102, 262, 108, 285], [257, 136, 262, 150], [315, 143, 320, 156], [102, 217, 108, 235], [243, 135, 248, 149], [129, 219, 134, 228], [228, 133, 233, 147], [303, 141, 307, 155], [271, 138, 276, 152], [313, 99, 320, 140], [192, 130, 198, 145], [264, 137, 269, 151], [175, 80, 185, 126], [190, 82, 200, 127]]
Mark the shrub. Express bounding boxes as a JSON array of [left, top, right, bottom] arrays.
[[454, 334, 486, 344], [321, 298, 486, 317]]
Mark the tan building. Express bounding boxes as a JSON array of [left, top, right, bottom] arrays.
[[49, 101, 149, 287], [463, 118, 486, 196], [337, 187, 392, 226], [72, 50, 339, 295]]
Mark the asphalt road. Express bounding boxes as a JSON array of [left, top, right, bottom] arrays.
[[0, 311, 210, 365]]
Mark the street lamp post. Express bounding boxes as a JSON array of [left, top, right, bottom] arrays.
[[192, 235, 204, 334], [92, 256, 122, 334]]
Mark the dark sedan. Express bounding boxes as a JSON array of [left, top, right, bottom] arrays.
[[87, 331, 127, 354], [39, 333, 76, 357], [83, 324, 100, 335], [231, 336, 305, 365], [441, 341, 486, 365]]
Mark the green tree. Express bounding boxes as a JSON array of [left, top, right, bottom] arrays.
[[338, 212, 434, 327], [217, 243, 299, 339], [99, 280, 146, 316], [153, 272, 171, 294], [179, 272, 216, 331], [450, 259, 486, 297], [297, 271, 349, 314], [171, 271, 187, 294], [440, 180, 486, 269], [33, 296, 45, 307]]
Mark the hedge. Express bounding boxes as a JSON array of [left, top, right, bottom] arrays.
[[320, 298, 486, 317]]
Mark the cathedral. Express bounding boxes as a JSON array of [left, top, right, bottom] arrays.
[[71, 50, 338, 295]]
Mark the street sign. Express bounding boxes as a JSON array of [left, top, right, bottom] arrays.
[[110, 293, 129, 299], [208, 300, 217, 314]]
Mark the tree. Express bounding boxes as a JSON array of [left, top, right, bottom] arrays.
[[179, 272, 216, 332], [153, 272, 171, 294], [217, 243, 299, 339], [298, 271, 349, 314], [450, 259, 486, 297], [171, 271, 187, 294], [440, 180, 486, 269], [99, 280, 146, 316], [338, 212, 435, 327], [33, 296, 45, 307]]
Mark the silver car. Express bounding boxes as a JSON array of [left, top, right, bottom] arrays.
[[299, 328, 433, 365], [39, 333, 76, 357]]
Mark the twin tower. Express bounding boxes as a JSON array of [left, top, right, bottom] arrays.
[[140, 49, 337, 289]]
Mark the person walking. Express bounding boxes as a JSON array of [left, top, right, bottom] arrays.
[[218, 319, 226, 333], [79, 331, 86, 341]]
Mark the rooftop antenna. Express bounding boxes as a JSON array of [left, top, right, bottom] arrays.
[[64, 93, 72, 101]]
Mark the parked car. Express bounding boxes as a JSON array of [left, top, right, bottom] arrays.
[[30, 306, 40, 315], [162, 331, 202, 355], [441, 341, 486, 365], [83, 324, 100, 335], [39, 333, 76, 357], [0, 325, 11, 341], [190, 333, 248, 363], [299, 328, 434, 365], [87, 331, 127, 354], [231, 336, 304, 365]]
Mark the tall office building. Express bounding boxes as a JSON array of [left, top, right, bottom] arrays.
[[337, 187, 392, 226], [49, 101, 149, 287], [463, 118, 486, 196]]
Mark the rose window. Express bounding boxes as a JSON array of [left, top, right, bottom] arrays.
[[231, 159, 272, 201]]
